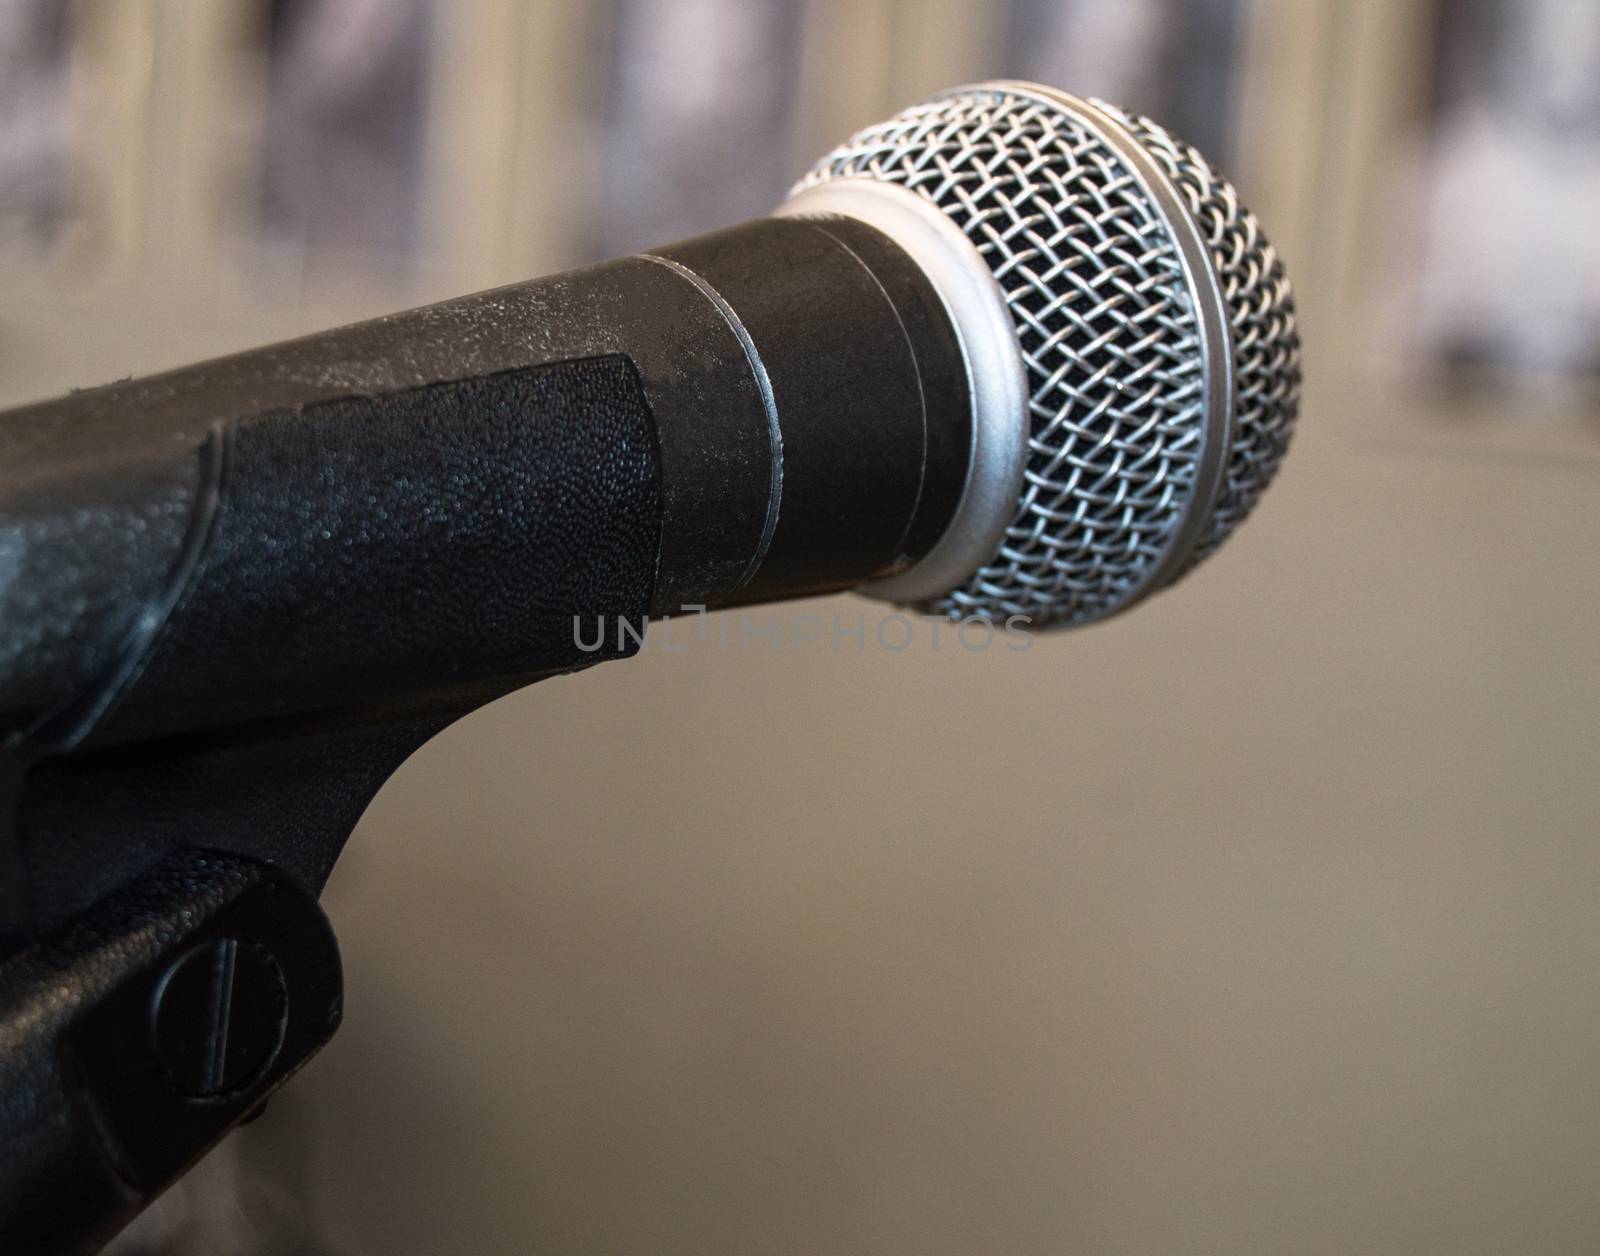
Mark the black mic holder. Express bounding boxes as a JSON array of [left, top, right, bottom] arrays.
[[0, 214, 966, 1253]]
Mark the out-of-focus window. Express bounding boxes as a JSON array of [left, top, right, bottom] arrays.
[[1402, 0, 1600, 403], [587, 0, 808, 259], [241, 0, 434, 281], [0, 0, 75, 259], [1005, 0, 1244, 169]]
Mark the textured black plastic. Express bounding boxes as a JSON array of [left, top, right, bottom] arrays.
[[0, 849, 340, 1256], [2, 354, 661, 934], [35, 357, 660, 751], [0, 256, 770, 738]]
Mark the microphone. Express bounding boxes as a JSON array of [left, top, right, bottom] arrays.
[[0, 84, 1301, 1253], [0, 82, 1300, 756]]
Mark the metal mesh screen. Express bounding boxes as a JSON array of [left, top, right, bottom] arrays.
[[796, 85, 1300, 625], [1093, 101, 1301, 570]]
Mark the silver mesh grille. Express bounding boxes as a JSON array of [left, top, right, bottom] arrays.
[[1094, 102, 1301, 569], [795, 85, 1300, 625]]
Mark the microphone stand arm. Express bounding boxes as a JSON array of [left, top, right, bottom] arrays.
[[0, 339, 665, 1253]]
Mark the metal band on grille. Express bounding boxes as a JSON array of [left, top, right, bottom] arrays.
[[1090, 100, 1301, 571], [791, 82, 1300, 627]]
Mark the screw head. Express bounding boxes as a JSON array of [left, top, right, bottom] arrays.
[[150, 937, 288, 1100]]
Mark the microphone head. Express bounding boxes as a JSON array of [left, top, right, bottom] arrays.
[[785, 82, 1301, 628]]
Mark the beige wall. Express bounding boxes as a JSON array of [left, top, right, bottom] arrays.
[[7, 2, 1600, 1252]]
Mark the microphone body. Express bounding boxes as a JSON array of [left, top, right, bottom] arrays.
[[2, 81, 1306, 765], [0, 216, 967, 755], [0, 78, 1305, 935]]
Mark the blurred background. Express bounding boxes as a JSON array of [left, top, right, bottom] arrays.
[[3, 1, 1599, 1252]]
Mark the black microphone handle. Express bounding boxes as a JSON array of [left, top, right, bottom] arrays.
[[0, 215, 969, 756]]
